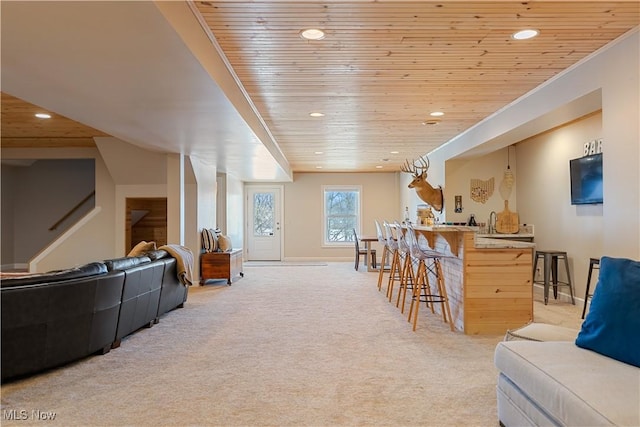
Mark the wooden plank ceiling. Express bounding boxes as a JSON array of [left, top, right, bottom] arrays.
[[2, 2, 638, 173], [1, 93, 107, 148], [193, 1, 639, 171]]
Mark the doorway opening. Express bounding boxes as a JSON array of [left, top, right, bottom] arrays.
[[246, 186, 283, 261], [125, 198, 167, 253]]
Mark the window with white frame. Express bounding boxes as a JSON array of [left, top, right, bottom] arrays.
[[322, 185, 361, 246]]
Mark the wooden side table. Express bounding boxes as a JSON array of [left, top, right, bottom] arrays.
[[200, 249, 244, 285]]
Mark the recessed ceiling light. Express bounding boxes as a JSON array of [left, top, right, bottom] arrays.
[[315, 165, 323, 169], [300, 29, 325, 40], [309, 112, 325, 117], [375, 165, 383, 169], [390, 151, 399, 154], [512, 29, 539, 40], [314, 151, 323, 155], [430, 111, 445, 117], [422, 120, 440, 126], [35, 113, 51, 119]]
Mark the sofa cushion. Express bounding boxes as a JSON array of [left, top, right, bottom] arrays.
[[201, 228, 217, 253], [505, 322, 578, 342], [495, 341, 640, 426], [217, 234, 233, 252], [127, 241, 157, 257], [104, 256, 151, 272], [575, 256, 640, 367]]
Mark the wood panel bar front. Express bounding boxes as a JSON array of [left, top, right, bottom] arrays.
[[411, 226, 533, 335]]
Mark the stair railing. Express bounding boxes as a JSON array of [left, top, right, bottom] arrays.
[[49, 191, 96, 231]]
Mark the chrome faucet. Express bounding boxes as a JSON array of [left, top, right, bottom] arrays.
[[488, 211, 497, 234]]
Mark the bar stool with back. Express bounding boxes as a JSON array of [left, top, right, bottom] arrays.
[[381, 221, 402, 299], [375, 220, 390, 291], [405, 223, 454, 332], [392, 221, 416, 313], [352, 228, 376, 271]]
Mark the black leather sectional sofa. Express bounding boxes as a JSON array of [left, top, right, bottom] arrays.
[[1, 250, 189, 382]]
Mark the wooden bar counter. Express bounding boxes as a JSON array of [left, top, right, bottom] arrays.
[[411, 225, 534, 335]]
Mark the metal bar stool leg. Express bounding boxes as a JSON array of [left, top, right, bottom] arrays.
[[544, 253, 552, 305], [551, 254, 559, 300], [562, 253, 575, 304], [582, 258, 600, 318]]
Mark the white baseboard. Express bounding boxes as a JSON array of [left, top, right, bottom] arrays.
[[282, 257, 352, 262], [533, 284, 585, 305]]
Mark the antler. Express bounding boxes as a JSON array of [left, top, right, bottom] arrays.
[[400, 155, 430, 176], [417, 155, 430, 171], [400, 159, 418, 176]]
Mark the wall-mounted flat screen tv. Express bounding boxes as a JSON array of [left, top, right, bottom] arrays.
[[570, 153, 603, 205]]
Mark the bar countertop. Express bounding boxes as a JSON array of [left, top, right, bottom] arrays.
[[474, 236, 536, 249], [410, 224, 535, 249]]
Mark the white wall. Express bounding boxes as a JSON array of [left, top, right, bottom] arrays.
[[517, 112, 604, 300], [282, 172, 400, 261], [216, 173, 227, 233], [226, 174, 245, 250], [444, 147, 515, 226], [599, 32, 640, 258], [189, 156, 216, 278], [212, 171, 244, 252]]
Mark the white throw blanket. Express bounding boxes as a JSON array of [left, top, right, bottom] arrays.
[[159, 244, 194, 287]]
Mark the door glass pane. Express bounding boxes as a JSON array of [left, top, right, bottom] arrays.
[[253, 192, 274, 236]]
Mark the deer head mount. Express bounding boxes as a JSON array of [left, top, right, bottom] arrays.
[[401, 156, 444, 213]]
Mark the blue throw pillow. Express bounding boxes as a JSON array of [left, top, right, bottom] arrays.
[[575, 256, 640, 367]]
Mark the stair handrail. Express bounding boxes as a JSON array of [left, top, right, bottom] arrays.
[[49, 191, 96, 231]]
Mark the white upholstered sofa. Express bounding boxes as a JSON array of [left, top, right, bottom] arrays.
[[495, 340, 639, 426], [494, 256, 640, 426]]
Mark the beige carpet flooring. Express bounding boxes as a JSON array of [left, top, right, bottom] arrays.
[[0, 262, 583, 427]]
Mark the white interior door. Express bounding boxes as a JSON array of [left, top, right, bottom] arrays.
[[246, 186, 282, 261]]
